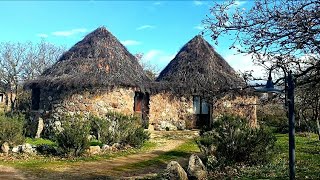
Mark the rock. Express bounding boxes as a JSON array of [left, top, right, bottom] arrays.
[[163, 161, 188, 180], [35, 117, 44, 138], [87, 146, 101, 155], [21, 143, 36, 154], [112, 143, 122, 150], [1, 142, 10, 154], [176, 120, 186, 130], [160, 121, 177, 131], [36, 144, 57, 155], [101, 144, 111, 151], [187, 154, 207, 180], [12, 145, 22, 153]]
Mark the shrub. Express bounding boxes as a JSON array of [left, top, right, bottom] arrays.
[[55, 115, 90, 156], [89, 112, 150, 147], [196, 115, 276, 167], [126, 127, 150, 147], [0, 113, 25, 146]]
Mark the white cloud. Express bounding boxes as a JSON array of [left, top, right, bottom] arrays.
[[144, 50, 162, 61], [234, 0, 247, 7], [143, 49, 176, 72], [193, 1, 204, 6], [121, 40, 141, 46], [136, 25, 155, 31], [51, 28, 87, 37], [37, 33, 48, 38], [153, 2, 161, 5], [194, 24, 204, 30], [224, 52, 265, 79]]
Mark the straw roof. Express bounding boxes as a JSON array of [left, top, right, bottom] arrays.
[[25, 27, 151, 90], [154, 35, 245, 96]]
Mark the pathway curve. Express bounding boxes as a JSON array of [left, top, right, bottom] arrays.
[[0, 130, 199, 180]]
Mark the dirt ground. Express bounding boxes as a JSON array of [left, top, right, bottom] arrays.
[[0, 131, 199, 180]]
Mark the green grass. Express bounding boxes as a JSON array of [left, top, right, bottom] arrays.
[[25, 138, 56, 146], [0, 141, 157, 169], [114, 139, 200, 171], [236, 133, 320, 179]]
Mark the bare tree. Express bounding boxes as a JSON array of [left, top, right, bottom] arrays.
[[203, 0, 320, 138], [0, 41, 64, 110], [135, 52, 158, 80]]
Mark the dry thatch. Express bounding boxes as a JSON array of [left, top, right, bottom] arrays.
[[25, 27, 151, 90], [153, 35, 246, 97]]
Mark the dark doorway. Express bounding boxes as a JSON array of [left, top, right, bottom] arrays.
[[31, 88, 40, 110], [193, 96, 212, 128], [134, 92, 150, 129]]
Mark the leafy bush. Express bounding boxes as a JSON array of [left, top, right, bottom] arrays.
[[196, 115, 276, 167], [0, 113, 25, 146], [55, 115, 90, 156], [126, 127, 150, 147], [89, 112, 150, 147]]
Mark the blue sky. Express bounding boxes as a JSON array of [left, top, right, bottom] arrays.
[[0, 0, 263, 77]]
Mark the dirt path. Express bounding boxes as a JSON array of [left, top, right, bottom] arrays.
[[0, 131, 198, 180]]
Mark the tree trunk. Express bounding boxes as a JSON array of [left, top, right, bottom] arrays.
[[316, 118, 320, 141]]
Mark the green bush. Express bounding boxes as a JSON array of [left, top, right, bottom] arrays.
[[55, 115, 90, 156], [196, 115, 276, 167], [0, 113, 25, 146], [89, 112, 150, 147], [126, 127, 150, 147]]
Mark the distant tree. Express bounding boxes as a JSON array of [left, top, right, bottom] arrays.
[[135, 52, 158, 80], [204, 0, 320, 138], [0, 41, 64, 110]]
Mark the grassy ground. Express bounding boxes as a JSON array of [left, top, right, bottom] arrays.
[[114, 139, 199, 172], [236, 133, 320, 179]]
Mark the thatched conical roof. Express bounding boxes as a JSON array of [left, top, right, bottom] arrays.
[[26, 27, 151, 90], [155, 35, 245, 95]]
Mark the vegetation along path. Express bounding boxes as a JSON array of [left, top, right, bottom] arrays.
[[0, 130, 200, 180]]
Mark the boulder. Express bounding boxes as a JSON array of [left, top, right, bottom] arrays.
[[87, 146, 101, 155], [12, 145, 22, 153], [101, 144, 111, 151], [21, 143, 36, 154], [112, 143, 122, 150], [187, 154, 207, 180], [1, 142, 10, 154], [35, 117, 44, 138], [163, 161, 188, 180]]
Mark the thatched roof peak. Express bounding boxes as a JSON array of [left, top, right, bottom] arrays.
[[156, 35, 245, 95], [26, 27, 151, 90]]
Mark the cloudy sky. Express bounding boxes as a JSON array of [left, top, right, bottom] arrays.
[[0, 0, 264, 77]]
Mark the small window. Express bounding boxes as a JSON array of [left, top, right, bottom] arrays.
[[193, 96, 210, 115], [193, 96, 201, 114], [201, 101, 209, 114], [32, 88, 40, 110], [0, 94, 3, 103]]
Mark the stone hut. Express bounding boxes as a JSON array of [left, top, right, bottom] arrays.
[[148, 35, 257, 130], [25, 27, 151, 137]]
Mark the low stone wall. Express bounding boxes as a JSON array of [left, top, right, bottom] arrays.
[[36, 87, 136, 137], [149, 93, 194, 130], [213, 95, 257, 127]]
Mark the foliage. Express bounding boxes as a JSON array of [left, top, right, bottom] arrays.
[[126, 127, 150, 148], [196, 115, 276, 167], [204, 0, 320, 140], [26, 137, 56, 146], [257, 103, 288, 133], [55, 115, 90, 157], [89, 112, 150, 147], [0, 113, 25, 146]]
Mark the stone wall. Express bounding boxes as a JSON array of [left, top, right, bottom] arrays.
[[149, 93, 194, 130], [213, 95, 258, 127], [149, 93, 257, 130], [35, 87, 137, 137]]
